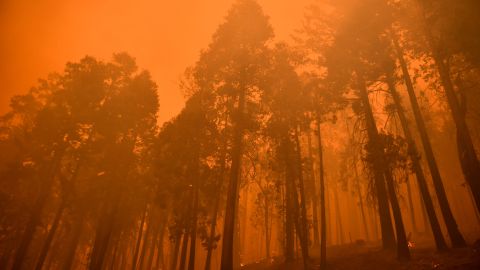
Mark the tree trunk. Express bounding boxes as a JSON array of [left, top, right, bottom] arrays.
[[205, 133, 228, 270], [220, 71, 246, 270], [108, 234, 121, 270], [294, 127, 310, 259], [34, 199, 66, 270], [317, 120, 327, 270], [11, 148, 64, 270], [11, 190, 49, 270], [204, 174, 223, 270], [89, 199, 120, 270], [178, 228, 190, 270], [285, 170, 295, 263], [170, 232, 182, 270], [370, 206, 379, 241], [307, 131, 321, 247], [455, 77, 480, 222], [146, 213, 166, 270], [138, 211, 154, 270], [353, 159, 370, 241], [187, 178, 199, 270], [132, 204, 148, 270], [152, 215, 167, 270], [284, 136, 309, 269], [393, 38, 466, 247], [179, 196, 193, 270], [429, 39, 480, 213], [405, 175, 418, 234], [61, 211, 85, 270], [384, 171, 411, 260], [386, 70, 448, 250], [0, 238, 16, 270], [356, 73, 396, 250], [332, 182, 344, 245]]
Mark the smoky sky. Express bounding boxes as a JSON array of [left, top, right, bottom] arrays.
[[0, 0, 309, 123]]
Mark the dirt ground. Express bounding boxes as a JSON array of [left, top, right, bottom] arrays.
[[241, 241, 480, 270]]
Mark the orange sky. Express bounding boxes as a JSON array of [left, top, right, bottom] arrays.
[[0, 0, 310, 123]]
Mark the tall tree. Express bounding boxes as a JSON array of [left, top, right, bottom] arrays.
[[192, 1, 274, 268]]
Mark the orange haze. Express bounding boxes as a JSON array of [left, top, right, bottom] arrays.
[[0, 0, 310, 123]]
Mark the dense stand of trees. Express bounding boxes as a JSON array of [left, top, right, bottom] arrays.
[[0, 0, 479, 269]]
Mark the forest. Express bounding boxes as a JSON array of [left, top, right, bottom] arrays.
[[0, 0, 480, 269]]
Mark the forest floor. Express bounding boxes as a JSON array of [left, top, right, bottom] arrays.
[[241, 240, 480, 270]]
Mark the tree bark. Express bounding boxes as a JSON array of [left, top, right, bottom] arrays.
[[138, 211, 154, 270], [384, 171, 411, 260], [430, 41, 480, 213], [264, 196, 271, 260], [393, 38, 466, 247], [294, 127, 310, 260], [178, 232, 190, 270], [317, 120, 327, 270], [285, 167, 295, 263], [179, 198, 193, 270], [405, 175, 418, 234], [332, 182, 344, 245], [88, 198, 120, 270], [132, 204, 148, 270], [284, 136, 309, 269], [11, 148, 64, 270], [307, 131, 321, 247], [187, 178, 199, 270], [386, 70, 448, 250], [151, 215, 167, 270], [353, 158, 370, 241], [34, 199, 66, 270], [220, 71, 246, 270], [169, 231, 182, 270], [61, 210, 85, 270], [204, 164, 224, 270], [356, 72, 396, 250]]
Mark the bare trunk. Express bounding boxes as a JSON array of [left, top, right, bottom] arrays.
[[153, 216, 167, 270], [384, 171, 411, 260], [108, 235, 121, 270], [169, 232, 182, 270], [89, 198, 119, 270], [11, 148, 64, 270], [332, 182, 344, 245], [285, 136, 309, 269], [285, 171, 295, 263], [34, 199, 66, 270], [356, 73, 396, 249], [307, 131, 321, 247], [204, 181, 222, 270], [431, 41, 480, 213], [317, 120, 327, 270], [132, 204, 148, 270], [386, 68, 448, 250], [294, 127, 310, 263], [405, 175, 418, 234], [353, 160, 369, 241], [61, 211, 85, 270], [138, 212, 154, 270], [220, 71, 245, 270], [146, 214, 167, 270], [187, 179, 199, 270], [393, 37, 466, 247], [264, 198, 271, 260], [178, 196, 193, 270], [178, 230, 190, 270]]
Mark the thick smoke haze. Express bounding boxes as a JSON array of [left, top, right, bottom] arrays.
[[1, 0, 479, 269], [0, 0, 308, 123]]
